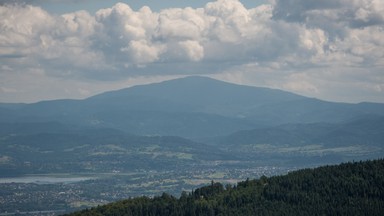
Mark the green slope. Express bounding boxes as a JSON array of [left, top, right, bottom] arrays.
[[0, 126, 228, 176], [66, 159, 384, 216]]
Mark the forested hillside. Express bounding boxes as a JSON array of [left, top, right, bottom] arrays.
[[66, 159, 384, 216]]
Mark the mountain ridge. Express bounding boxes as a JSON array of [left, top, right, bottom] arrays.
[[1, 76, 384, 138]]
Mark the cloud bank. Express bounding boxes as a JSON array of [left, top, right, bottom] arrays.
[[1, 0, 383, 103]]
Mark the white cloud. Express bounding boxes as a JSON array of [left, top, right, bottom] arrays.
[[156, 7, 206, 41], [178, 40, 205, 61], [0, 0, 384, 103], [0, 4, 54, 56], [123, 39, 165, 64]]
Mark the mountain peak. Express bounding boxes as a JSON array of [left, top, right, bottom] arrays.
[[92, 75, 306, 112], [3, 75, 384, 138]]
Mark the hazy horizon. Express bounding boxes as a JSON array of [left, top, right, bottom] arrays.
[[1, 75, 383, 105], [1, 0, 384, 103]]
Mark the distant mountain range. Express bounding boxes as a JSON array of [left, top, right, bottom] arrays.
[[0, 76, 383, 175], [2, 76, 384, 138]]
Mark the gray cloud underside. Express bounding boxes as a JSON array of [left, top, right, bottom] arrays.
[[1, 0, 384, 103]]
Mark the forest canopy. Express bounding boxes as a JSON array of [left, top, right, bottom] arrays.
[[66, 159, 384, 216]]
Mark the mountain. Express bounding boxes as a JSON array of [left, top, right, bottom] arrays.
[[1, 76, 384, 138], [65, 159, 384, 216], [89, 76, 304, 116], [87, 76, 384, 126]]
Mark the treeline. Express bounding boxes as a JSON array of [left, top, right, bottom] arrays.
[[66, 159, 384, 216]]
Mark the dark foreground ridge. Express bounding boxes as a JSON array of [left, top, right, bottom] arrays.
[[66, 159, 384, 216]]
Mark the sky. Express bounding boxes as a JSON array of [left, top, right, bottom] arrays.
[[0, 0, 384, 103]]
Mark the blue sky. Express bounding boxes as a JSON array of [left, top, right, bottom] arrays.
[[1, 0, 384, 103]]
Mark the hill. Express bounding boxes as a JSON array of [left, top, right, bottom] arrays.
[[66, 159, 384, 216], [0, 124, 229, 176], [214, 115, 384, 156]]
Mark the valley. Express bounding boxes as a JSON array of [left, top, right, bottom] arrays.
[[0, 166, 295, 215]]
